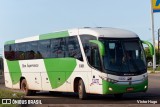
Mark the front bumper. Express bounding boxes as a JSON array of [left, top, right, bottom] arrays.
[[102, 79, 148, 94]]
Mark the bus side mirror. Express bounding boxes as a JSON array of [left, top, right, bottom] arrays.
[[141, 40, 154, 55], [89, 40, 105, 56]]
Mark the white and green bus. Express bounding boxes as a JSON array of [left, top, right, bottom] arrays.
[[3, 27, 154, 99]]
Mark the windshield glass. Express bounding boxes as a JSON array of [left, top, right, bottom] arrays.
[[99, 38, 146, 75]]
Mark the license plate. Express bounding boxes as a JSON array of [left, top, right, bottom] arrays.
[[126, 87, 134, 92]]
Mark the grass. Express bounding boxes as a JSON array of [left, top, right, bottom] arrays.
[[0, 89, 24, 107], [147, 67, 154, 71], [147, 66, 160, 73]]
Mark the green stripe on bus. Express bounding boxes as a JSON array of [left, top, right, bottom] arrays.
[[44, 58, 76, 89], [5, 40, 15, 45], [102, 79, 148, 94], [6, 60, 22, 84], [39, 31, 69, 40]]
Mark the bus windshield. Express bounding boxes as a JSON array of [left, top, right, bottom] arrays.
[[99, 38, 147, 76]]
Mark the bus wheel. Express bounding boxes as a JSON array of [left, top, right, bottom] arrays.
[[21, 79, 33, 96], [114, 93, 123, 99], [78, 79, 87, 100]]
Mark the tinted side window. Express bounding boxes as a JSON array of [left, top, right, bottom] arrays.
[[38, 40, 50, 58], [4, 44, 15, 60], [26, 41, 37, 59], [4, 45, 10, 60], [66, 36, 83, 61], [80, 35, 96, 63], [91, 47, 101, 70], [51, 38, 66, 58], [15, 43, 26, 60], [0, 58, 3, 71]]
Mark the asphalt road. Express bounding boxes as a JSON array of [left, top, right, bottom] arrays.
[[19, 73, 160, 107], [0, 73, 160, 107]]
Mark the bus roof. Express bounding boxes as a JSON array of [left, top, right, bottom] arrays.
[[77, 27, 138, 38], [5, 27, 139, 45]]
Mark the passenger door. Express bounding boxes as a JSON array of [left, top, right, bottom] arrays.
[[89, 46, 103, 94]]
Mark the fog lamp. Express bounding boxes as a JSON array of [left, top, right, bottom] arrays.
[[144, 85, 147, 89], [109, 87, 113, 91]]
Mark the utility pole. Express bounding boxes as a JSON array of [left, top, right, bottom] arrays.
[[150, 0, 156, 71], [158, 28, 160, 66]]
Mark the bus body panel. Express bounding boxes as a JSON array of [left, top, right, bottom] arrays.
[[4, 59, 12, 88], [41, 72, 52, 91], [4, 72, 12, 88], [15, 36, 39, 43], [22, 72, 42, 90], [89, 68, 103, 94]]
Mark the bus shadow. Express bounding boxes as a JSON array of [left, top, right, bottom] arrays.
[[34, 91, 160, 101]]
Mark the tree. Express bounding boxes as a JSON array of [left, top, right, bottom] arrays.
[[144, 47, 152, 62], [144, 47, 160, 64]]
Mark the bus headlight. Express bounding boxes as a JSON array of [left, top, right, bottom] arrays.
[[106, 78, 118, 83], [109, 87, 113, 91], [144, 85, 147, 89], [99, 76, 108, 81], [99, 76, 118, 83]]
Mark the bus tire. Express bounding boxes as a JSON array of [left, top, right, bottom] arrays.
[[114, 93, 123, 99], [78, 79, 87, 100], [21, 79, 34, 96]]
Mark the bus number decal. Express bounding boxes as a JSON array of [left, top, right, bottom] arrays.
[[79, 64, 84, 68]]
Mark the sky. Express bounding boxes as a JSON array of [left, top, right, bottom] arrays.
[[0, 0, 160, 54]]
